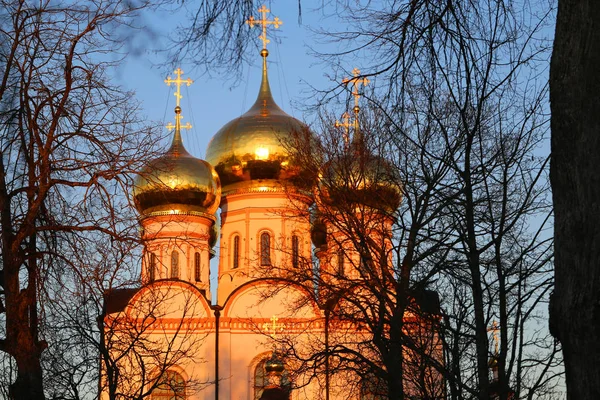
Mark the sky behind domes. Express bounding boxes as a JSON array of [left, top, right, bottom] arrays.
[[113, 4, 343, 163]]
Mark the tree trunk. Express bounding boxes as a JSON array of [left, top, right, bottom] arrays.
[[3, 257, 45, 400], [549, 0, 600, 398]]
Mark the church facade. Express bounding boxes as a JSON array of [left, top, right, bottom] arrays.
[[100, 7, 443, 400]]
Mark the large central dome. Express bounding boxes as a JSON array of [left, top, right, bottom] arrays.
[[206, 51, 313, 193]]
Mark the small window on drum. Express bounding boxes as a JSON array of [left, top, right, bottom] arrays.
[[233, 235, 240, 269], [149, 252, 156, 282], [337, 249, 345, 277], [260, 232, 271, 266], [292, 235, 300, 268], [194, 252, 201, 281], [171, 250, 180, 279]]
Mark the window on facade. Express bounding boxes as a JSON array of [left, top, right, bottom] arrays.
[[260, 232, 271, 266], [337, 249, 345, 276], [149, 253, 156, 282], [253, 358, 291, 400], [291, 235, 300, 268], [194, 252, 201, 281], [359, 375, 386, 400], [359, 254, 370, 276], [171, 250, 179, 279], [233, 235, 240, 269], [152, 370, 186, 399]]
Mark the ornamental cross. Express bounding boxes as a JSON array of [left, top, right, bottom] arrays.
[[246, 5, 282, 50], [164, 68, 193, 131], [334, 112, 351, 147], [263, 315, 285, 339], [166, 118, 191, 131], [165, 68, 193, 108], [342, 68, 370, 110], [488, 320, 500, 355]]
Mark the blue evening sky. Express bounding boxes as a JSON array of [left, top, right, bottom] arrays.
[[114, 3, 343, 160]]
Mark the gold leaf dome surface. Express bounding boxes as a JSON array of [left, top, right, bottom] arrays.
[[265, 354, 285, 373], [206, 57, 313, 192], [134, 132, 221, 216], [319, 144, 402, 212]]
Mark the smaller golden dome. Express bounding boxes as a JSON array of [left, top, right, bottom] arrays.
[[265, 353, 285, 374], [318, 143, 402, 212], [310, 211, 328, 248], [133, 129, 221, 216]]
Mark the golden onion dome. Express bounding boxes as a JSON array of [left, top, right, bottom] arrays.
[[206, 50, 314, 193], [310, 211, 328, 248], [318, 142, 402, 212], [133, 109, 221, 216], [265, 353, 285, 374]]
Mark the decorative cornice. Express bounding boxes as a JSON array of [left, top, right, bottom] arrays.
[[139, 209, 217, 222], [222, 185, 313, 203]]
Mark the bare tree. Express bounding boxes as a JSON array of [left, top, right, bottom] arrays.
[[0, 0, 165, 398], [270, 1, 560, 398], [167, 0, 563, 398], [270, 81, 559, 399], [99, 280, 210, 400], [168, 0, 307, 77]]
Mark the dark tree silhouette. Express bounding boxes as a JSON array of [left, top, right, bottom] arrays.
[[0, 0, 162, 397], [549, 0, 600, 398]]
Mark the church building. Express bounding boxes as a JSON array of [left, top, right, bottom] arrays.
[[100, 6, 444, 400]]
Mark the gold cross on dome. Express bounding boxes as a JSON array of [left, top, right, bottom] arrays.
[[246, 5, 283, 50], [166, 118, 191, 131], [342, 68, 370, 111], [164, 68, 193, 131], [334, 112, 351, 147], [263, 315, 285, 339], [164, 68, 193, 108], [488, 320, 500, 355]]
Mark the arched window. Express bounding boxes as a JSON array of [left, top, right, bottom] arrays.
[[253, 358, 291, 400], [359, 375, 385, 400], [194, 252, 201, 281], [359, 253, 370, 276], [171, 250, 179, 279], [337, 249, 345, 277], [291, 235, 300, 268], [260, 232, 271, 266], [233, 235, 240, 269], [253, 359, 266, 400], [149, 253, 156, 282], [152, 370, 186, 399]]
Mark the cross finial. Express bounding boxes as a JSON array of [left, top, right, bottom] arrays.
[[246, 5, 283, 52], [164, 68, 193, 108], [342, 68, 370, 112], [263, 315, 285, 339], [488, 320, 500, 355], [164, 69, 193, 132], [334, 112, 351, 147]]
